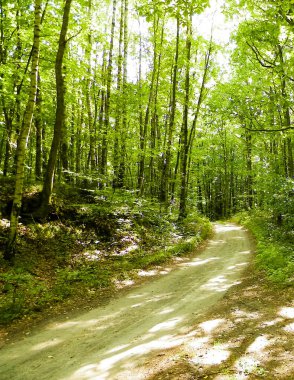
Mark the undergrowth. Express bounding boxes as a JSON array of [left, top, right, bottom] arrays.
[[0, 186, 212, 324], [233, 210, 294, 286]]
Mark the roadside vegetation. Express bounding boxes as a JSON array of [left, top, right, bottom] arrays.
[[0, 181, 212, 325], [233, 209, 294, 286]]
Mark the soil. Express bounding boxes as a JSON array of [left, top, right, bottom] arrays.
[[0, 223, 293, 380]]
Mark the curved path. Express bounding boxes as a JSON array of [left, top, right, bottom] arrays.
[[0, 223, 253, 380]]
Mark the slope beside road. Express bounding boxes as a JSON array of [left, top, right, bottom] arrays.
[[0, 223, 253, 380]]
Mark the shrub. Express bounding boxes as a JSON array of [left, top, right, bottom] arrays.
[[235, 211, 294, 286], [0, 270, 46, 323]]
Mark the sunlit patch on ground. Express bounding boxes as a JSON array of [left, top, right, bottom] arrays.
[[201, 275, 241, 292], [279, 306, 294, 319], [215, 224, 243, 233], [31, 338, 63, 351], [186, 336, 209, 349], [149, 317, 183, 333], [137, 269, 158, 277], [191, 346, 231, 365], [70, 334, 186, 380], [106, 344, 130, 355], [174, 257, 185, 261], [179, 257, 220, 267], [260, 317, 283, 327], [235, 356, 263, 378], [230, 308, 261, 322], [238, 250, 251, 255], [206, 239, 225, 247], [51, 321, 80, 330], [115, 279, 135, 289], [50, 315, 119, 333], [145, 269, 293, 380], [199, 318, 226, 333], [227, 262, 248, 270], [159, 268, 172, 275], [247, 334, 271, 353], [158, 307, 174, 315], [284, 322, 294, 333]]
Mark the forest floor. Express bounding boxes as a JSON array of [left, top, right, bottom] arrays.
[[0, 223, 293, 379]]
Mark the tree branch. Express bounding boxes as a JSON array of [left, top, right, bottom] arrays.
[[65, 29, 82, 44], [243, 125, 294, 132], [246, 41, 274, 69]]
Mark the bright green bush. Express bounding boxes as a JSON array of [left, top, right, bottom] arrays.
[[179, 213, 212, 239], [235, 211, 294, 286]]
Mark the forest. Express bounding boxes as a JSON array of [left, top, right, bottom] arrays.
[[0, 0, 293, 326]]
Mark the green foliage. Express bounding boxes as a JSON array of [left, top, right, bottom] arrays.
[[179, 213, 212, 239], [0, 270, 46, 323], [234, 211, 294, 286], [54, 265, 113, 299], [0, 187, 212, 324], [167, 239, 195, 256], [270, 177, 294, 229]]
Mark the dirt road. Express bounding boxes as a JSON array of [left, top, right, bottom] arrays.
[[0, 223, 253, 380]]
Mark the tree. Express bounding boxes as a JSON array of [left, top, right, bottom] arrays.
[[5, 0, 42, 261], [38, 0, 73, 216]]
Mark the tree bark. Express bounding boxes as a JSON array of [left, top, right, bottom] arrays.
[[113, 0, 124, 189], [118, 0, 129, 188], [35, 73, 42, 180], [160, 16, 180, 204], [100, 0, 117, 185], [178, 13, 192, 219], [137, 13, 158, 195], [38, 0, 72, 216], [5, 0, 41, 261]]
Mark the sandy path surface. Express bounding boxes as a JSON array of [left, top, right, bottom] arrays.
[[0, 223, 253, 380]]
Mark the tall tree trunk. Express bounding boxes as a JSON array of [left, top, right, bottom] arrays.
[[85, 0, 95, 174], [278, 44, 294, 178], [160, 16, 180, 204], [178, 13, 192, 219], [5, 0, 41, 261], [0, 128, 4, 168], [113, 0, 124, 189], [118, 0, 128, 188], [186, 42, 212, 195], [137, 13, 158, 195], [2, 116, 12, 176], [137, 17, 144, 193], [100, 0, 117, 185], [75, 101, 83, 184], [38, 0, 72, 215], [149, 18, 164, 196], [35, 73, 42, 180], [97, 47, 106, 188], [245, 129, 253, 209]]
